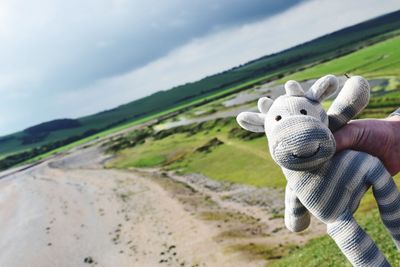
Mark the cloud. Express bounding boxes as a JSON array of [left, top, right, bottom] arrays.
[[0, 0, 301, 90]]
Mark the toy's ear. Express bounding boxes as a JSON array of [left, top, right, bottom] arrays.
[[305, 75, 338, 102], [236, 112, 265, 133], [258, 97, 273, 114]]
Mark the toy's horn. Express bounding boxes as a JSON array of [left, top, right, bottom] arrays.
[[285, 80, 304, 96], [258, 97, 273, 114]]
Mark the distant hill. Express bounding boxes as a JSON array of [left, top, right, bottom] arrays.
[[24, 119, 81, 135], [0, 9, 399, 159], [19, 119, 81, 145]]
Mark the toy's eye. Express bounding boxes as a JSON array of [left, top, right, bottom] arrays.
[[275, 115, 282, 121], [300, 109, 307, 115]]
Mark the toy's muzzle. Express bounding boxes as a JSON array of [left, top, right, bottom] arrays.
[[268, 116, 336, 171]]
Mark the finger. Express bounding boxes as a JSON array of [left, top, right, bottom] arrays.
[[333, 124, 361, 152]]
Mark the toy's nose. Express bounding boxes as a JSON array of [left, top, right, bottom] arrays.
[[270, 115, 333, 153]]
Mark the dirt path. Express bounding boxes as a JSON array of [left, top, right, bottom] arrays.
[[0, 145, 325, 267]]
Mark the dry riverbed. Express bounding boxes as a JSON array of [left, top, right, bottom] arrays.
[[0, 144, 325, 267]]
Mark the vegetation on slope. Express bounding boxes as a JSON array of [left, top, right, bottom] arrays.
[[106, 32, 400, 185], [106, 118, 285, 188], [280, 35, 400, 81]]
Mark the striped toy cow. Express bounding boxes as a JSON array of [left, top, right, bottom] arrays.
[[236, 75, 400, 267]]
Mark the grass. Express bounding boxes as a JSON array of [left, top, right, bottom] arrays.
[[226, 242, 294, 261], [280, 36, 400, 82], [169, 138, 285, 188], [107, 119, 286, 188], [200, 211, 260, 224], [269, 209, 400, 267], [107, 132, 206, 168]]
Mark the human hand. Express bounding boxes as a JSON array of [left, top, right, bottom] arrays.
[[334, 115, 400, 176]]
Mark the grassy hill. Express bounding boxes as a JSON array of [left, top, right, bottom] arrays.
[[105, 30, 400, 184], [105, 30, 400, 185], [0, 10, 400, 169]]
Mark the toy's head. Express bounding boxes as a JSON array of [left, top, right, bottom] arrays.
[[237, 75, 338, 171]]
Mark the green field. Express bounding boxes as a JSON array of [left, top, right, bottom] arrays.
[[106, 118, 285, 188]]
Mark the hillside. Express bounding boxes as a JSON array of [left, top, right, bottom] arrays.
[[0, 9, 399, 166], [104, 34, 400, 265], [106, 34, 400, 187]]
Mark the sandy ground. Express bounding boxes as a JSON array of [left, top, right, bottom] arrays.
[[0, 143, 325, 267]]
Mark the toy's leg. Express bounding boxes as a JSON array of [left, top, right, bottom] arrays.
[[369, 164, 400, 249], [327, 211, 390, 267]]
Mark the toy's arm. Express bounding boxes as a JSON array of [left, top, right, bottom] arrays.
[[327, 76, 370, 132], [284, 185, 310, 232]]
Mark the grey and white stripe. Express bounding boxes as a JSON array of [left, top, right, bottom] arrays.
[[327, 76, 370, 132]]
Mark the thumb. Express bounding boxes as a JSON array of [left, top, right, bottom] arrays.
[[333, 123, 365, 152]]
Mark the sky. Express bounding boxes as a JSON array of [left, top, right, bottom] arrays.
[[0, 0, 399, 135]]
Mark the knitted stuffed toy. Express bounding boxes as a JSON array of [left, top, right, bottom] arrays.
[[236, 75, 400, 267]]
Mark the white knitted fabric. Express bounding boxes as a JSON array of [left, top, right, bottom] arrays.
[[237, 75, 400, 267]]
